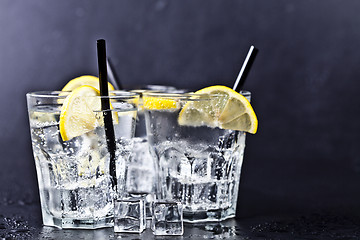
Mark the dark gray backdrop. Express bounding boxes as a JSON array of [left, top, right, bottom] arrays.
[[1, 0, 360, 219]]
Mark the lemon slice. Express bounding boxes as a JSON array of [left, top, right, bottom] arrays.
[[178, 85, 258, 134], [59, 85, 118, 141], [61, 75, 115, 92], [143, 96, 178, 110]]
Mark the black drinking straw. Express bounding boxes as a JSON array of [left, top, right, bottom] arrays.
[[107, 57, 123, 90], [232, 45, 258, 92], [97, 39, 117, 191]]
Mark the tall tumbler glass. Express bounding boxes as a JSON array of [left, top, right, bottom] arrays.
[[27, 91, 139, 229], [143, 91, 250, 222], [126, 85, 188, 218], [125, 85, 188, 196]]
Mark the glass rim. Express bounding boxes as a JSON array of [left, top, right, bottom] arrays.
[[142, 90, 251, 99], [26, 90, 140, 99], [136, 84, 177, 90], [142, 92, 202, 101], [129, 85, 189, 94]]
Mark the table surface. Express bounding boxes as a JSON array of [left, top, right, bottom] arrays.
[[2, 195, 360, 240], [3, 155, 360, 240]]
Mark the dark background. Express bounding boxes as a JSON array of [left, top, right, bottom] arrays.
[[1, 0, 360, 226]]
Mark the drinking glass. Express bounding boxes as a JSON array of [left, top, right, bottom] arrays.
[[26, 91, 139, 229], [143, 91, 250, 222], [125, 85, 187, 196]]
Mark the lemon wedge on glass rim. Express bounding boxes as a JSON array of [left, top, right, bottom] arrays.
[[59, 85, 118, 141], [178, 85, 258, 134], [61, 75, 115, 92]]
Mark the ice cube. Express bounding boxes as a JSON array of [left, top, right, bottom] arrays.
[[42, 125, 62, 152], [209, 152, 226, 180], [126, 166, 154, 193], [161, 146, 184, 164], [192, 156, 208, 177], [151, 200, 183, 236], [124, 137, 155, 194], [193, 182, 217, 207], [131, 137, 152, 164], [127, 192, 154, 220], [114, 197, 146, 233]]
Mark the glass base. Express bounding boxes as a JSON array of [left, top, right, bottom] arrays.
[[42, 215, 114, 229], [183, 207, 236, 223]]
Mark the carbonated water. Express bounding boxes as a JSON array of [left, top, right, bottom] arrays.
[[145, 109, 246, 222], [29, 104, 136, 229]]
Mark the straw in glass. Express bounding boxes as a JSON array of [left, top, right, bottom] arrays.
[[107, 57, 123, 90], [232, 45, 258, 93], [97, 39, 117, 191]]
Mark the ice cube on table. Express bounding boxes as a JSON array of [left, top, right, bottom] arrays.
[[127, 192, 154, 220], [151, 200, 183, 236], [114, 197, 146, 233]]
